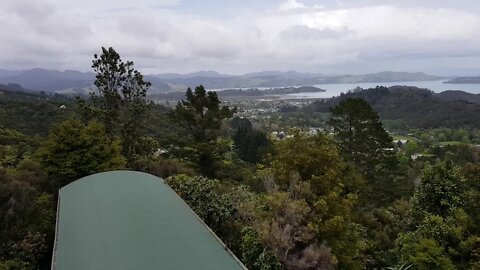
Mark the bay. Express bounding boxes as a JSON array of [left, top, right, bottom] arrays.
[[285, 80, 480, 99]]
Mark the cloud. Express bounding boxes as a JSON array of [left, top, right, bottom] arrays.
[[0, 0, 480, 74], [279, 0, 306, 11], [280, 25, 353, 40], [53, 0, 179, 12]]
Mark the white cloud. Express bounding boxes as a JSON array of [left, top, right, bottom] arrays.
[[279, 0, 306, 11], [0, 0, 480, 74], [280, 25, 353, 40], [53, 0, 179, 12]]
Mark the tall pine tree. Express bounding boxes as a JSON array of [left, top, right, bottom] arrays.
[[78, 47, 154, 169], [169, 85, 236, 176], [329, 98, 399, 205]]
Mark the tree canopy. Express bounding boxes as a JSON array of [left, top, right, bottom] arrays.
[[329, 98, 395, 177], [79, 47, 154, 168], [37, 119, 125, 187], [170, 85, 236, 143], [169, 85, 236, 176]]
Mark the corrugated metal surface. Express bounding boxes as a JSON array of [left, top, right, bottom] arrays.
[[52, 171, 246, 270]]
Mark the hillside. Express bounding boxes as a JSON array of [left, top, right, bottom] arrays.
[[0, 83, 26, 92], [0, 68, 94, 91], [444, 76, 480, 84], [304, 86, 480, 128], [0, 68, 172, 94], [0, 69, 23, 79], [152, 71, 444, 89], [435, 90, 480, 103], [0, 89, 74, 136]]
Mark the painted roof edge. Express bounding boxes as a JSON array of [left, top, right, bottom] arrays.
[[51, 170, 248, 270], [164, 183, 248, 270], [51, 192, 60, 270], [59, 170, 160, 191]]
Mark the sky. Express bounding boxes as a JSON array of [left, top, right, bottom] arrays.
[[1, 0, 480, 75]]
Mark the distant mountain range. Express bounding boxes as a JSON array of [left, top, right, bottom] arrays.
[[0, 68, 94, 92], [0, 68, 447, 94], [0, 69, 23, 78], [444, 76, 480, 84], [151, 71, 445, 91]]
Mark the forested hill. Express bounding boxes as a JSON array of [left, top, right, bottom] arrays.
[[304, 86, 480, 128], [0, 89, 74, 136], [444, 76, 480, 84]]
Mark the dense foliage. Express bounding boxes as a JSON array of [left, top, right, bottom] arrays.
[[1, 48, 480, 269], [231, 117, 271, 163], [37, 119, 125, 187]]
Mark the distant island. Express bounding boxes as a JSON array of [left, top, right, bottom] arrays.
[[304, 85, 480, 128], [444, 76, 480, 84]]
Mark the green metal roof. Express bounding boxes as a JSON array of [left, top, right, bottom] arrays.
[[52, 171, 246, 270]]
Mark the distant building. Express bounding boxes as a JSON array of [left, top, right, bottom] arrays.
[[394, 139, 408, 147], [51, 171, 246, 270], [307, 127, 324, 136], [153, 148, 168, 157], [411, 153, 423, 161]]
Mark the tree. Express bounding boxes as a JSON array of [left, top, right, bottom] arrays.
[[79, 47, 154, 168], [329, 98, 401, 206], [397, 237, 455, 270], [329, 98, 395, 177], [240, 226, 281, 270], [169, 85, 236, 176], [165, 174, 235, 235], [256, 131, 365, 269], [396, 209, 471, 270], [463, 162, 480, 232], [396, 161, 477, 269], [0, 169, 55, 269], [171, 85, 236, 143], [252, 192, 338, 270], [414, 161, 466, 217], [37, 119, 125, 187], [405, 140, 420, 157], [231, 117, 270, 163]]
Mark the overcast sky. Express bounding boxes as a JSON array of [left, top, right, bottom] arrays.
[[1, 0, 480, 75]]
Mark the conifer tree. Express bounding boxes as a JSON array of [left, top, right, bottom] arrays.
[[79, 47, 154, 168]]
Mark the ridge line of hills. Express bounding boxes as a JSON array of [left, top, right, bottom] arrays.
[[0, 68, 447, 94], [444, 76, 480, 84]]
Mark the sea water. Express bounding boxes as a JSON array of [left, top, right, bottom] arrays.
[[285, 80, 480, 99]]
